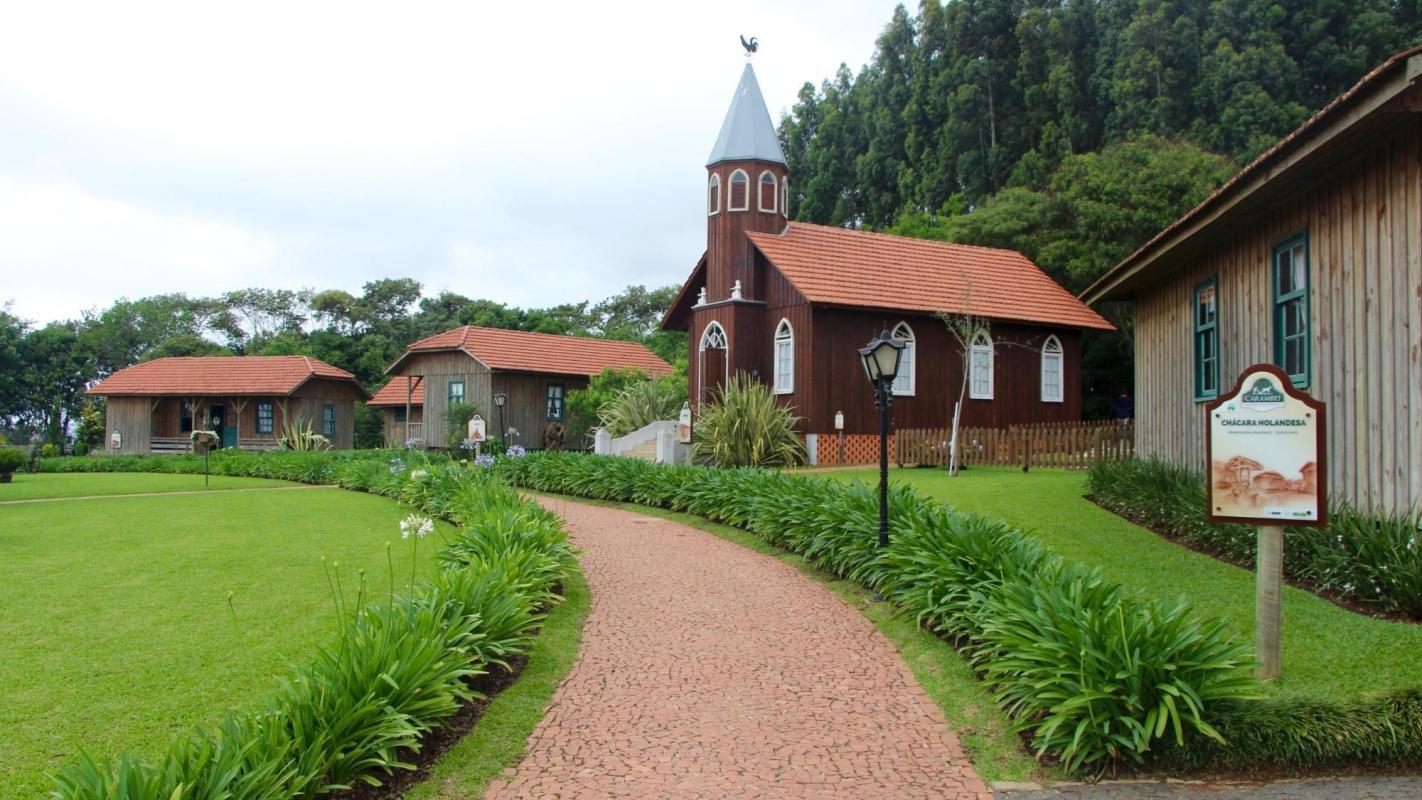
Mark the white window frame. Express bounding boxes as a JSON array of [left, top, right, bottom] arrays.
[[728, 169, 749, 211], [708, 173, 721, 217], [781, 177, 789, 218], [773, 318, 794, 394], [890, 321, 915, 396], [758, 170, 778, 214], [1040, 335, 1064, 403], [969, 330, 994, 399]]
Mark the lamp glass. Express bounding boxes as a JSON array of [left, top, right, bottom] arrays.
[[493, 392, 507, 408], [858, 346, 880, 381], [870, 338, 903, 382]]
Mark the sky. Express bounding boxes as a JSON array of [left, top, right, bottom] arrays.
[[0, 0, 901, 326]]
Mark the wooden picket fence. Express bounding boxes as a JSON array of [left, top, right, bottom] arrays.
[[896, 421, 1134, 471]]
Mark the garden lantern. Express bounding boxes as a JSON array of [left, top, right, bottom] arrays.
[[859, 330, 906, 548], [493, 391, 508, 441]]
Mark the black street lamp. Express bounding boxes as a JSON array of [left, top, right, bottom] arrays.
[[859, 330, 906, 548], [493, 392, 508, 442]]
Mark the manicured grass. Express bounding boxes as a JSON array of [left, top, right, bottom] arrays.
[[533, 493, 1052, 785], [406, 564, 591, 799], [0, 470, 292, 501], [824, 467, 1422, 702], [0, 486, 448, 798]]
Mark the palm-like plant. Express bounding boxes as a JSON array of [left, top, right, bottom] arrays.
[[599, 377, 686, 437], [278, 418, 331, 451], [692, 373, 806, 468]]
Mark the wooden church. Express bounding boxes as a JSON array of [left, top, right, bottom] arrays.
[[662, 62, 1114, 459]]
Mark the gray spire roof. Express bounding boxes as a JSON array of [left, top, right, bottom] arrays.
[[706, 63, 786, 167]]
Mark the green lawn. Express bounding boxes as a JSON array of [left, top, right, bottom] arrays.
[[0, 479, 448, 798], [824, 467, 1422, 702], [0, 471, 292, 501]]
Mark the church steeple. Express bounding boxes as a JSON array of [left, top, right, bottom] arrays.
[[706, 64, 787, 167], [703, 62, 788, 306]]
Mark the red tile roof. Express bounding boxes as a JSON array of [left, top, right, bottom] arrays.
[[746, 223, 1113, 330], [368, 376, 425, 407], [388, 326, 674, 377], [87, 356, 365, 397]]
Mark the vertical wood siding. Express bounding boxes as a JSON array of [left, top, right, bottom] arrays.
[[104, 397, 153, 454], [1133, 118, 1422, 512], [389, 351, 492, 449]]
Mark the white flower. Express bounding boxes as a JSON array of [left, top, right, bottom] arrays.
[[399, 514, 434, 540], [410, 469, 428, 480]]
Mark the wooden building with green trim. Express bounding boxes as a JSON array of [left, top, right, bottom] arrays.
[[1082, 46, 1422, 512]]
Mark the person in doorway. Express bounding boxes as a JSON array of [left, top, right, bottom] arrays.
[[1113, 392, 1133, 423]]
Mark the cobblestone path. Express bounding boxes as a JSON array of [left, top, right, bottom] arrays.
[[485, 498, 990, 800]]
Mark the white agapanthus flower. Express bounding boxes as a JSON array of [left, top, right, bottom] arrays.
[[410, 469, 428, 480], [399, 514, 434, 540]]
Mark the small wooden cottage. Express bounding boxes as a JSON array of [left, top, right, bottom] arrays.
[[1082, 46, 1422, 512], [663, 64, 1113, 461], [384, 326, 672, 449], [367, 377, 425, 447], [87, 356, 368, 453]]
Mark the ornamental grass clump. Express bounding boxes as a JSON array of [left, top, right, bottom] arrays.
[[598, 376, 686, 437], [692, 373, 806, 468], [51, 454, 571, 800]]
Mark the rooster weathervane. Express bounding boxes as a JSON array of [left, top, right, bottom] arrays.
[[740, 35, 758, 59]]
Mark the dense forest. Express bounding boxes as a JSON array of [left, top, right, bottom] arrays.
[[778, 0, 1422, 413], [6, 0, 1421, 448]]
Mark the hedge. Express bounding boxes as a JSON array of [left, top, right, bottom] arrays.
[[47, 452, 573, 800], [1088, 458, 1422, 619]]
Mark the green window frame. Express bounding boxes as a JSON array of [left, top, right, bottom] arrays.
[[1272, 231, 1310, 388], [545, 383, 565, 421], [256, 401, 274, 434], [448, 380, 465, 405], [1193, 277, 1219, 401], [321, 404, 336, 437], [393, 406, 407, 423]]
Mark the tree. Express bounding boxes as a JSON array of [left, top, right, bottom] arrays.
[[20, 323, 93, 450]]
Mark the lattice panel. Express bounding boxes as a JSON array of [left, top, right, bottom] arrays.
[[813, 433, 896, 466]]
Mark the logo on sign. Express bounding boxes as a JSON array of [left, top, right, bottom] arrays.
[[1240, 377, 1285, 412]]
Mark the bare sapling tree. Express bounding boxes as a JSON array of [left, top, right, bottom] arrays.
[[936, 281, 991, 476]]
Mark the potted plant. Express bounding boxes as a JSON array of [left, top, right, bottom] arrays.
[[0, 447, 25, 484], [191, 429, 220, 454]]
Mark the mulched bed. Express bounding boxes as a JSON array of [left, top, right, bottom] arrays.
[[1084, 495, 1418, 626], [333, 652, 529, 800]]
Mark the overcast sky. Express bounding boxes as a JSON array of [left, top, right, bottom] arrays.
[[0, 0, 900, 326]]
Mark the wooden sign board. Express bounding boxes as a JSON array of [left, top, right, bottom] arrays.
[[467, 415, 486, 443], [1206, 364, 1327, 527], [677, 402, 692, 444]]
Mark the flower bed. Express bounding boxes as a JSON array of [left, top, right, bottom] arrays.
[[1088, 458, 1422, 620], [48, 453, 572, 799]]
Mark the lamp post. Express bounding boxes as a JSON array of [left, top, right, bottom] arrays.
[[493, 392, 508, 442], [858, 330, 906, 548]]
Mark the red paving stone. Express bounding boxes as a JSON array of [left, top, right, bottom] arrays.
[[485, 498, 991, 800]]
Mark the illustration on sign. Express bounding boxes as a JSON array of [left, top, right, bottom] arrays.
[[1206, 364, 1327, 526], [467, 415, 486, 443]]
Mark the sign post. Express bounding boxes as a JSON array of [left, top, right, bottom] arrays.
[[1206, 364, 1327, 679], [467, 415, 486, 459], [834, 411, 845, 465], [677, 402, 693, 445]]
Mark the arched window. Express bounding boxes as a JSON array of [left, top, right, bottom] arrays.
[[969, 330, 994, 399], [700, 321, 728, 351], [759, 170, 778, 213], [699, 321, 729, 397], [781, 177, 789, 218], [1040, 335, 1064, 403], [728, 169, 749, 211], [708, 174, 721, 216], [891, 322, 915, 396], [773, 319, 793, 394]]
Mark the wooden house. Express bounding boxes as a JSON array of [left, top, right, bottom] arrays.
[[383, 326, 672, 449], [662, 64, 1113, 461], [367, 377, 425, 447], [86, 356, 367, 454], [1082, 46, 1422, 513]]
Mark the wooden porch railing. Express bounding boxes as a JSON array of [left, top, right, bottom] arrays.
[[896, 421, 1134, 470]]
